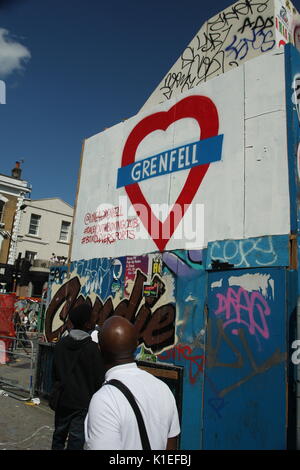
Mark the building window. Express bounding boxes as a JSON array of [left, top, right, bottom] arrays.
[[25, 251, 37, 262], [28, 214, 41, 235], [59, 221, 71, 242]]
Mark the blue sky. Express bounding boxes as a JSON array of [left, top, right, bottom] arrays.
[[0, 0, 299, 206]]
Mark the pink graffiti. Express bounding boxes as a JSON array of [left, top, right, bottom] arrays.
[[214, 287, 271, 339], [159, 344, 205, 385]]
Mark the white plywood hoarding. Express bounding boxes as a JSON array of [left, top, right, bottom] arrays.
[[244, 50, 289, 237], [71, 50, 290, 261]]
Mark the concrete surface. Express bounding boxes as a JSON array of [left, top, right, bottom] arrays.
[[0, 335, 56, 451], [0, 392, 54, 450]]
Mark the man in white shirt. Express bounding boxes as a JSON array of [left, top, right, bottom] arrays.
[[84, 316, 180, 450]]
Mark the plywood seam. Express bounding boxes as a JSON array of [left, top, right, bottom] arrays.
[[245, 109, 286, 121]]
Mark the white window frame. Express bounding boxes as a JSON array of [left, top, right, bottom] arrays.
[[59, 220, 71, 242], [25, 251, 37, 262], [28, 213, 41, 236], [0, 194, 8, 224]]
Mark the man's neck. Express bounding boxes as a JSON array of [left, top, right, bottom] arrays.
[[105, 357, 135, 372]]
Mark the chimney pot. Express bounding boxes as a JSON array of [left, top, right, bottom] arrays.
[[11, 161, 22, 179]]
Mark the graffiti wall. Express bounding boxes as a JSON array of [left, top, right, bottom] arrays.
[[43, 9, 300, 449], [14, 297, 40, 331], [45, 251, 206, 448], [46, 255, 176, 349], [45, 239, 290, 449], [204, 268, 287, 449]]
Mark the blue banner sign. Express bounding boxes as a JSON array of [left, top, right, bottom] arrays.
[[117, 134, 223, 188]]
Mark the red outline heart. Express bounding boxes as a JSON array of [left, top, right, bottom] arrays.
[[121, 95, 219, 251]]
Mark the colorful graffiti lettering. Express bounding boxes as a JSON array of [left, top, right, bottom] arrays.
[[158, 344, 205, 385], [49, 266, 68, 285], [292, 74, 300, 124], [225, 16, 275, 61], [71, 258, 121, 299], [207, 236, 284, 268], [214, 287, 271, 339], [206, 320, 285, 397], [204, 318, 285, 418], [45, 270, 175, 353]]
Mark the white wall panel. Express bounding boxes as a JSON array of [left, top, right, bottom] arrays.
[[71, 51, 290, 261], [245, 49, 286, 118], [244, 110, 289, 237]]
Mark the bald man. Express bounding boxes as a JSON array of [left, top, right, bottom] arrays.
[[84, 316, 180, 450]]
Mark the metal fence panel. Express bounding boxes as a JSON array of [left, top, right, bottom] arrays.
[[0, 335, 36, 399], [35, 342, 56, 397]]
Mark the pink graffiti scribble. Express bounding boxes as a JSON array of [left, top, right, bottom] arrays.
[[159, 344, 205, 385], [214, 287, 271, 339]]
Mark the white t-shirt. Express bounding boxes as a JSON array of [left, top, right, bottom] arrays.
[[84, 362, 180, 450], [90, 329, 99, 343]]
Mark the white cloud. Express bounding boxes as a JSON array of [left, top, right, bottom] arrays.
[[0, 28, 31, 78]]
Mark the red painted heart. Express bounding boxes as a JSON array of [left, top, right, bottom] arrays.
[[121, 95, 219, 251]]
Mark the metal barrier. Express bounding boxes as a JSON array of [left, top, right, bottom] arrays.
[[35, 342, 56, 398], [0, 335, 36, 400]]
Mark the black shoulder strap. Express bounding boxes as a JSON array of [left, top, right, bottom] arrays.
[[105, 379, 151, 451]]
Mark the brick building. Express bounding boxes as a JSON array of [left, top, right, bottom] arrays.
[[0, 163, 31, 292]]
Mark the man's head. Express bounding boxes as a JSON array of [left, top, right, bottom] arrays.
[[69, 303, 94, 332], [100, 316, 138, 370]]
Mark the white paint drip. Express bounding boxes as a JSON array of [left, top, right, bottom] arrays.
[[153, 273, 175, 310], [228, 273, 274, 298], [211, 279, 223, 289], [185, 294, 197, 302], [269, 278, 275, 300]]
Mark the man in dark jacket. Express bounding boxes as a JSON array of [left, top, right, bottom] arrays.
[[51, 304, 104, 450]]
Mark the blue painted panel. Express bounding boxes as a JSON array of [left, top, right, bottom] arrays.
[[284, 44, 300, 234], [158, 256, 207, 450], [206, 235, 289, 269], [286, 269, 298, 448], [203, 267, 287, 450]]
